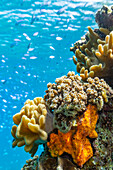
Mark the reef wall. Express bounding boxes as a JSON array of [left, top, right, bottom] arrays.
[[11, 5, 113, 170]]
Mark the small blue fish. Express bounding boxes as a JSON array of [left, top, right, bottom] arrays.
[[30, 14, 39, 24], [15, 19, 24, 26], [57, 6, 68, 15], [74, 2, 88, 10], [10, 41, 17, 48]]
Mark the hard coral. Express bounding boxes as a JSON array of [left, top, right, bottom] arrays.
[[11, 97, 52, 157], [47, 104, 98, 167], [44, 71, 87, 133], [44, 71, 113, 133]]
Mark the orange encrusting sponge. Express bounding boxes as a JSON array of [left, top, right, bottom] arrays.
[[47, 104, 98, 167]]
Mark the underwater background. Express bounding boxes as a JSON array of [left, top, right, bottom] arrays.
[[0, 0, 112, 169]]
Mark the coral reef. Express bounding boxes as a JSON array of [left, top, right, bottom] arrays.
[[70, 6, 113, 87], [22, 107, 113, 170], [95, 5, 113, 31], [44, 71, 113, 132], [11, 5, 113, 170], [11, 97, 53, 157]]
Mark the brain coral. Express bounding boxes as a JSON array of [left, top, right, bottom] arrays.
[[44, 71, 113, 133], [11, 97, 51, 156]]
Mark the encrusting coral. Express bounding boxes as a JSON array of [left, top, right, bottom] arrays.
[[11, 97, 53, 157], [47, 104, 98, 167], [44, 71, 113, 133]]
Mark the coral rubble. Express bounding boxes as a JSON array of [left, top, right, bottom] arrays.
[[11, 97, 53, 157]]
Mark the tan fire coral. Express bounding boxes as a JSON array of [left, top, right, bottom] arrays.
[[44, 71, 113, 133], [11, 97, 48, 156]]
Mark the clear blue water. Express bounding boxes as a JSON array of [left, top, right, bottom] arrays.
[[0, 0, 112, 169]]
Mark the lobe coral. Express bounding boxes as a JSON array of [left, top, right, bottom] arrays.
[[47, 104, 98, 167], [11, 97, 53, 156]]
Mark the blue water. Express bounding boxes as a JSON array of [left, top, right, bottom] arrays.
[[0, 0, 112, 169]]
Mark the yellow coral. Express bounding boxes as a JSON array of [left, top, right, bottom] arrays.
[[11, 97, 48, 156], [47, 104, 98, 167]]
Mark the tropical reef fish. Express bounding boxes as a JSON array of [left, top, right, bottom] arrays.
[[15, 19, 25, 26], [57, 6, 68, 15], [30, 14, 39, 24]]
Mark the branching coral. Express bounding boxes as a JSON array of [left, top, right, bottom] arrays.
[[47, 104, 98, 167], [11, 97, 53, 157], [44, 71, 113, 133]]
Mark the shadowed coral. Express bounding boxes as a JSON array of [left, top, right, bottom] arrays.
[[47, 104, 98, 167], [11, 97, 53, 156], [44, 71, 113, 132], [70, 26, 107, 57], [22, 155, 38, 170], [95, 5, 113, 32]]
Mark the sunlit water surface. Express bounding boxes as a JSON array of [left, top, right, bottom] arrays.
[[0, 0, 112, 169]]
